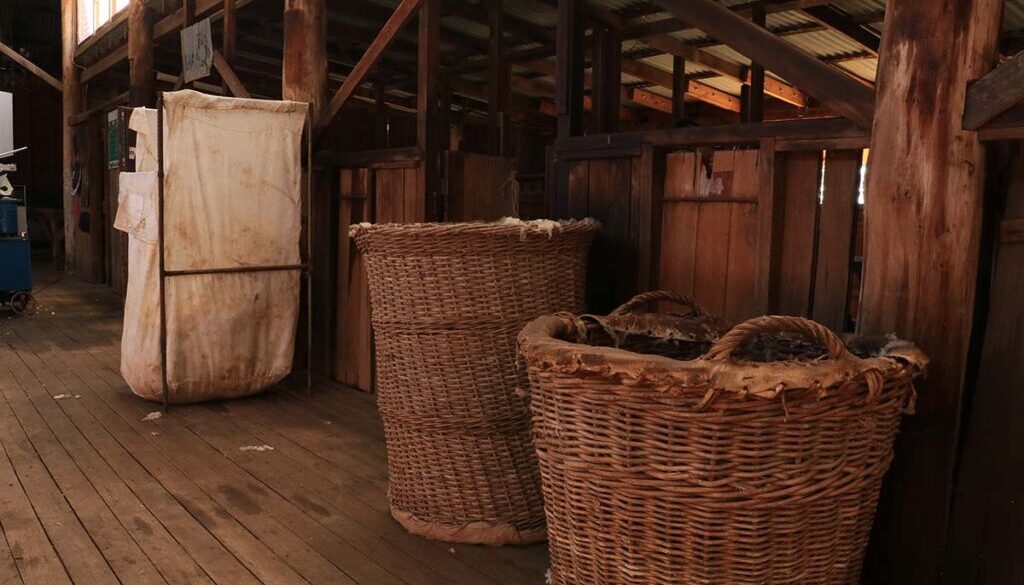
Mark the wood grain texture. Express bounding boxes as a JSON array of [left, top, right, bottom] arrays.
[[335, 169, 373, 391], [0, 266, 549, 585], [859, 1, 1004, 582], [963, 50, 1024, 130], [942, 148, 1024, 584], [774, 150, 821, 316], [812, 149, 860, 331]]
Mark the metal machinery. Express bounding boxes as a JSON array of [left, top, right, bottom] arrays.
[[0, 146, 34, 315]]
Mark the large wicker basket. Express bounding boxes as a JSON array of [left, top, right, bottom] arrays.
[[350, 218, 599, 545], [519, 310, 927, 584]]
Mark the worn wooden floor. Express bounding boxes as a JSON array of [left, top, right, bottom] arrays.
[[0, 265, 548, 585]]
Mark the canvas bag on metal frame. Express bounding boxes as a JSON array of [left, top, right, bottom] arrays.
[[115, 90, 307, 403]]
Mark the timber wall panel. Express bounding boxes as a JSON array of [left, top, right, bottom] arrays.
[[563, 156, 642, 313], [775, 150, 821, 316], [333, 163, 422, 392], [334, 168, 373, 391], [943, 148, 1024, 583], [658, 148, 763, 323], [812, 150, 861, 331], [446, 153, 517, 221]]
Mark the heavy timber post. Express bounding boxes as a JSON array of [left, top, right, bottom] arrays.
[[283, 0, 327, 372], [61, 0, 80, 271], [859, 0, 1003, 581], [283, 0, 327, 119], [418, 0, 442, 221], [128, 0, 156, 108]]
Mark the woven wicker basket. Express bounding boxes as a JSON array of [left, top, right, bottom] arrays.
[[519, 311, 927, 584], [350, 218, 599, 545]]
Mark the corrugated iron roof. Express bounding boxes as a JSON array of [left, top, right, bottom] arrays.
[[334, 0, 1024, 107]]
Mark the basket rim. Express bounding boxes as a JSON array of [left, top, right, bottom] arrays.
[[348, 217, 601, 240], [518, 313, 928, 400]]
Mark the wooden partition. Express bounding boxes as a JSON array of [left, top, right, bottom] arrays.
[[447, 152, 518, 221], [559, 147, 658, 313], [555, 126, 867, 327], [776, 149, 863, 331], [657, 145, 863, 327], [658, 148, 766, 323], [334, 158, 423, 391]]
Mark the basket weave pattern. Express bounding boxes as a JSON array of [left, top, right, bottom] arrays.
[[352, 220, 598, 545], [519, 311, 926, 584]]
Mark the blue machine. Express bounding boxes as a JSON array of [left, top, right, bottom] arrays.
[[0, 171, 34, 315]]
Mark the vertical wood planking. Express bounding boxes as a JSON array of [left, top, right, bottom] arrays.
[[775, 150, 822, 316], [724, 150, 761, 322], [566, 161, 590, 219], [658, 151, 699, 306], [335, 168, 373, 391], [812, 149, 861, 331], [943, 149, 1024, 583]]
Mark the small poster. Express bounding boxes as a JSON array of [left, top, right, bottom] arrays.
[[180, 18, 213, 84], [106, 109, 120, 169]]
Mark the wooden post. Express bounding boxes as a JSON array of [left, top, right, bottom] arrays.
[[672, 55, 687, 127], [418, 0, 442, 221], [487, 0, 510, 155], [555, 0, 584, 140], [592, 24, 621, 133], [746, 7, 765, 124], [61, 0, 80, 272], [128, 0, 156, 108], [374, 84, 389, 149], [554, 0, 585, 218], [859, 0, 1003, 582], [283, 0, 327, 119], [223, 0, 237, 65], [283, 0, 328, 373]]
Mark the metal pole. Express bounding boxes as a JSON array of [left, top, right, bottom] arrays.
[[157, 93, 169, 412], [305, 103, 313, 393]]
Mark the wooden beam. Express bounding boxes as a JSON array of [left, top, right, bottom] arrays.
[[212, 50, 250, 98], [656, 0, 874, 128], [627, 87, 672, 114], [487, 0, 510, 155], [128, 0, 156, 107], [672, 55, 687, 125], [592, 3, 807, 108], [0, 41, 61, 91], [859, 0, 1003, 581], [804, 5, 880, 55], [963, 50, 1024, 130], [619, 59, 741, 112], [592, 24, 622, 132], [319, 0, 422, 129], [556, 0, 586, 139], [223, 0, 237, 63], [61, 0, 80, 272], [745, 7, 766, 123], [418, 0, 441, 221], [556, 116, 865, 151], [284, 0, 328, 118], [69, 92, 129, 126], [81, 0, 256, 85]]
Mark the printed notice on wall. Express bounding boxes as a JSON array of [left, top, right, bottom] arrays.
[[180, 18, 213, 84]]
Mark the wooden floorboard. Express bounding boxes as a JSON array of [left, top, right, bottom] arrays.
[[0, 264, 548, 585]]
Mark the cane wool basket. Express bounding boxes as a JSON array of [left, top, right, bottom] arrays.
[[350, 218, 599, 545], [518, 311, 927, 584]]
